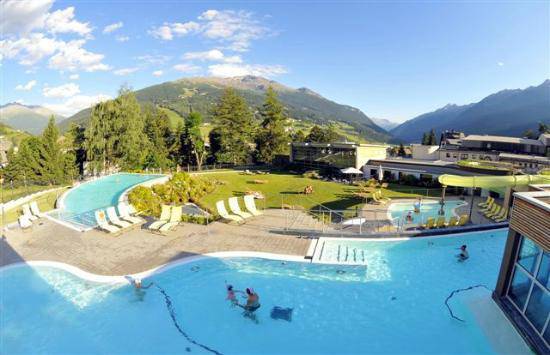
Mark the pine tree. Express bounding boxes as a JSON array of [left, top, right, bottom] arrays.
[[255, 87, 289, 163], [428, 129, 437, 145], [67, 122, 86, 175], [398, 143, 406, 157], [143, 106, 172, 169], [116, 88, 146, 169], [211, 88, 255, 164], [306, 125, 325, 142], [41, 117, 64, 184], [421, 132, 429, 145]]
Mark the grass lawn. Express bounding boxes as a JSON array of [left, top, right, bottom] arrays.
[[1, 185, 63, 203], [197, 171, 433, 213], [1, 187, 68, 226]]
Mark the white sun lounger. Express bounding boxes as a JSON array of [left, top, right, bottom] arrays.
[[30, 201, 44, 218], [216, 200, 243, 223], [106, 207, 132, 228], [244, 195, 263, 216], [117, 203, 142, 224], [159, 206, 182, 232], [22, 204, 38, 221], [228, 197, 252, 219], [149, 205, 171, 230], [18, 215, 32, 230], [95, 209, 120, 234]]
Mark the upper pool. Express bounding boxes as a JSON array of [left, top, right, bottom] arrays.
[[50, 173, 164, 228], [389, 199, 466, 225], [0, 229, 529, 354]]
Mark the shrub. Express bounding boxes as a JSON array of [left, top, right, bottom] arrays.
[[128, 186, 162, 216]]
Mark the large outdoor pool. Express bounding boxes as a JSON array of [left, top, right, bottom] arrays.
[[389, 199, 466, 225], [0, 229, 529, 354], [49, 173, 164, 228]]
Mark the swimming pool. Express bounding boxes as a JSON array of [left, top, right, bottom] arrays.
[[49, 173, 164, 229], [388, 199, 466, 225], [0, 229, 529, 354]]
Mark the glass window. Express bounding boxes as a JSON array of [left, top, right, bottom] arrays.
[[508, 267, 532, 310], [525, 284, 550, 332], [518, 237, 541, 275], [537, 252, 550, 291]]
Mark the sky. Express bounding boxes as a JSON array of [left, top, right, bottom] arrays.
[[1, 0, 549, 122]]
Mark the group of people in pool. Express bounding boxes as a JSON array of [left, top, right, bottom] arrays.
[[226, 284, 261, 322]]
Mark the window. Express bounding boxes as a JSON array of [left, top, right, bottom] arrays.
[[537, 253, 550, 291], [518, 237, 541, 275], [446, 153, 451, 158], [508, 267, 531, 310], [525, 285, 550, 332]]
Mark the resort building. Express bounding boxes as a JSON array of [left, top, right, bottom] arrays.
[[493, 184, 550, 353], [289, 142, 388, 170]]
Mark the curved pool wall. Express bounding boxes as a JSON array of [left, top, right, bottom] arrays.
[[49, 173, 166, 231], [0, 229, 531, 354], [387, 199, 467, 226]]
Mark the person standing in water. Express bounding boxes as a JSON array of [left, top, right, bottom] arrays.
[[456, 245, 469, 262], [240, 288, 260, 323], [133, 279, 153, 301]]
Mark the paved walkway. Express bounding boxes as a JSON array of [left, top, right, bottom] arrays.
[[0, 209, 310, 275]]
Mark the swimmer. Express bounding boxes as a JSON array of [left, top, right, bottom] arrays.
[[456, 245, 469, 262], [133, 278, 153, 301], [240, 288, 260, 323], [406, 211, 413, 222], [226, 285, 238, 306]]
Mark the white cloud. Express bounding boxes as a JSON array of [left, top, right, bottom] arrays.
[[173, 63, 201, 73], [69, 74, 79, 80], [44, 7, 91, 36], [497, 62, 504, 66], [136, 54, 171, 65], [1, 33, 64, 66], [149, 21, 200, 41], [113, 67, 138, 76], [15, 80, 37, 91], [148, 10, 269, 51], [152, 70, 163, 77], [42, 83, 80, 98], [44, 94, 111, 117], [0, 0, 53, 35], [48, 40, 111, 72], [103, 21, 123, 34], [115, 35, 129, 42], [208, 63, 286, 78], [182, 49, 242, 63]]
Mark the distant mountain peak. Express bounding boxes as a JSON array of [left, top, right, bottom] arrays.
[[0, 103, 65, 135]]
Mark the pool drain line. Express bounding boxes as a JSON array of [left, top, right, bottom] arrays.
[[155, 284, 223, 355], [444, 284, 489, 322]]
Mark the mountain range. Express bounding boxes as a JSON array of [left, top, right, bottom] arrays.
[[0, 103, 65, 135], [390, 80, 550, 143], [60, 75, 390, 142]]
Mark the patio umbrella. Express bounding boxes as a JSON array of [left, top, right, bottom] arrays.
[[378, 165, 384, 181], [341, 167, 363, 182]]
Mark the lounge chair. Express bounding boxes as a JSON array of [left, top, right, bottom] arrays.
[[376, 190, 391, 203], [95, 209, 120, 233], [477, 196, 492, 208], [435, 216, 446, 228], [30, 201, 44, 218], [484, 204, 500, 218], [106, 206, 132, 228], [446, 216, 458, 227], [22, 204, 38, 222], [149, 205, 171, 230], [216, 200, 243, 223], [117, 203, 142, 224], [244, 195, 263, 216], [18, 215, 32, 230], [492, 207, 508, 222], [159, 206, 183, 232], [457, 214, 469, 226], [228, 197, 252, 219], [421, 217, 435, 229], [479, 199, 495, 213]]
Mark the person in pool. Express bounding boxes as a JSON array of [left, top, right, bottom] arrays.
[[133, 278, 153, 301], [406, 211, 413, 222], [456, 245, 469, 262], [241, 288, 261, 322], [226, 285, 240, 306]]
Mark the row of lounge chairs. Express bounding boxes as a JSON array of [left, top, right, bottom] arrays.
[[18, 201, 44, 229], [94, 203, 143, 234], [478, 196, 508, 223], [421, 214, 469, 229], [372, 190, 391, 204], [216, 195, 262, 223], [148, 205, 182, 233]]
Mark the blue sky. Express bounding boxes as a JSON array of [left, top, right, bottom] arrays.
[[1, 0, 548, 122]]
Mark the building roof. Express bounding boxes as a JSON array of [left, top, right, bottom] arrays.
[[291, 142, 388, 148], [463, 135, 544, 146], [365, 159, 482, 176]]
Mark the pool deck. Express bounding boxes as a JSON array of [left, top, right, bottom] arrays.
[[0, 209, 312, 275]]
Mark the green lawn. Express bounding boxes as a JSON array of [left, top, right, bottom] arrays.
[[1, 185, 63, 203], [1, 187, 68, 226], [196, 171, 434, 214]]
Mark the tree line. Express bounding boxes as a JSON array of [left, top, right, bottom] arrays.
[[2, 86, 310, 185]]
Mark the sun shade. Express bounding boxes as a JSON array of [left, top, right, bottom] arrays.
[[438, 174, 550, 189]]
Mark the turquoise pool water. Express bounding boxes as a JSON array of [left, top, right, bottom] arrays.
[[50, 173, 163, 228], [1, 229, 526, 354], [389, 200, 466, 225]]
